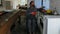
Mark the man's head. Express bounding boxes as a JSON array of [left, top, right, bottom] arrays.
[[30, 1, 35, 7]]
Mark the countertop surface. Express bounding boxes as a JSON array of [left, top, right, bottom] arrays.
[[0, 10, 20, 28]]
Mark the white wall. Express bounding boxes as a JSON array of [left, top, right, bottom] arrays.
[[12, 0, 18, 9], [13, 0, 28, 9]]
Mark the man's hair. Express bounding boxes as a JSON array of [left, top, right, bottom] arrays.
[[30, 1, 34, 5], [29, 1, 35, 7]]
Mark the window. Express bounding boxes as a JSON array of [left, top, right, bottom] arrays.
[[35, 0, 42, 8], [43, 0, 50, 10], [35, 0, 50, 10], [18, 0, 27, 6]]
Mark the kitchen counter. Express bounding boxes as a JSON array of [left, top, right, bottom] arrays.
[[0, 10, 20, 34]]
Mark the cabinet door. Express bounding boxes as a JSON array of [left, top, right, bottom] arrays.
[[47, 18, 60, 34], [5, 1, 11, 10]]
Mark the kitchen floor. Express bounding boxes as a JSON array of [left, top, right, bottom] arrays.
[[11, 16, 41, 34]]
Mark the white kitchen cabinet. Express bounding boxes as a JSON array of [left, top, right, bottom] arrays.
[[43, 15, 60, 34]]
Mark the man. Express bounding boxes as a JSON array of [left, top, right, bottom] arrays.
[[26, 1, 37, 34]]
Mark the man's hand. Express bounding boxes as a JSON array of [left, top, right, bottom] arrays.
[[31, 12, 37, 16], [0, 12, 3, 16]]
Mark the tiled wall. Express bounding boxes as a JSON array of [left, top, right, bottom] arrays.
[[50, 0, 60, 14]]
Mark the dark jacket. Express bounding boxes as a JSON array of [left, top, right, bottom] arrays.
[[26, 7, 37, 16]]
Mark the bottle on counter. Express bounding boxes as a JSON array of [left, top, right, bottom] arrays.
[[53, 8, 59, 15]]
